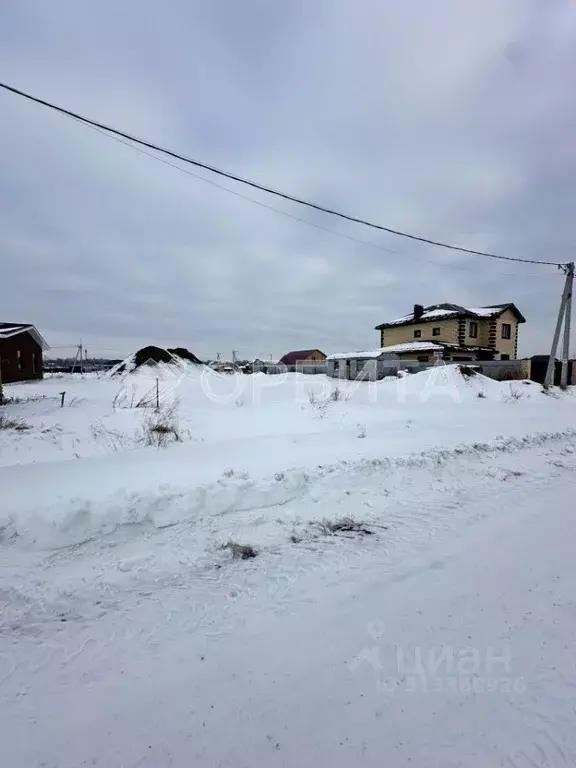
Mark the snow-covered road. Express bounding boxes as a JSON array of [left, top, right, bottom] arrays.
[[2, 435, 576, 767]]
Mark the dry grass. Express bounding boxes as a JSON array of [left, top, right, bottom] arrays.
[[308, 384, 349, 418], [1, 394, 48, 405], [308, 390, 330, 417], [329, 385, 348, 402], [0, 414, 31, 431], [135, 391, 158, 408], [501, 370, 525, 381], [113, 388, 158, 409], [89, 422, 131, 452], [219, 540, 258, 560], [138, 403, 183, 448], [503, 385, 524, 402], [313, 516, 384, 536]]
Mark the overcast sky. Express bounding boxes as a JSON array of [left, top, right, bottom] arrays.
[[1, 0, 575, 360]]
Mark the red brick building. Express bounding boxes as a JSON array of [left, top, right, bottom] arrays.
[[0, 323, 49, 384]]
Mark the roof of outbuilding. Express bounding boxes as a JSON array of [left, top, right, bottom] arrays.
[[328, 342, 444, 360], [278, 349, 325, 365]]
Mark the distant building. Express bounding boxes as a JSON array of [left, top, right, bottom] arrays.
[[278, 349, 326, 365], [375, 302, 525, 361], [0, 323, 49, 384]]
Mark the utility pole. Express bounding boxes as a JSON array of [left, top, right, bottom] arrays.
[[560, 262, 574, 389], [70, 343, 82, 374], [544, 262, 574, 390], [232, 350, 237, 364]]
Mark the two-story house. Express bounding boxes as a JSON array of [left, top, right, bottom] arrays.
[[374, 302, 525, 362]]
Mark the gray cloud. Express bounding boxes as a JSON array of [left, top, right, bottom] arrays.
[[1, 0, 575, 360]]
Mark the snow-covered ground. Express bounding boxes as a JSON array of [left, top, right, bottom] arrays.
[[1, 365, 576, 766], [1, 363, 574, 471]]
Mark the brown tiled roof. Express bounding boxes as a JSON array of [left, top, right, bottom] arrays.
[[278, 349, 325, 365]]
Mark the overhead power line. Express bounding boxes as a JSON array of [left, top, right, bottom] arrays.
[[81, 119, 558, 278], [0, 79, 565, 268]]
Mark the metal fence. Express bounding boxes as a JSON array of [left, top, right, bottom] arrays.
[[252, 363, 328, 375], [327, 358, 525, 381], [253, 359, 529, 382], [250, 357, 575, 384]]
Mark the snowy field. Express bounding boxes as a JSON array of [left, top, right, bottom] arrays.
[[1, 363, 576, 766]]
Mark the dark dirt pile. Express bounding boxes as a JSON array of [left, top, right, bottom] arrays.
[[112, 346, 202, 375]]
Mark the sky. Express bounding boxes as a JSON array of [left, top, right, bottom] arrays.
[[1, 0, 575, 361]]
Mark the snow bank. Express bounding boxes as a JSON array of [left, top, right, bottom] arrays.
[[1, 428, 574, 551]]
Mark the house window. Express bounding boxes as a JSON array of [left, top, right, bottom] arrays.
[[17, 350, 24, 371], [417, 355, 429, 363], [414, 329, 422, 338], [432, 327, 440, 336], [501, 323, 511, 339], [469, 321, 478, 339], [501, 354, 510, 360]]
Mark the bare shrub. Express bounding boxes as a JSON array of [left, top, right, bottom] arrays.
[[477, 390, 486, 399], [219, 540, 258, 560], [504, 385, 524, 402], [330, 385, 348, 402], [138, 403, 182, 448], [0, 414, 31, 431], [458, 365, 478, 378], [356, 423, 367, 438], [308, 390, 330, 418]]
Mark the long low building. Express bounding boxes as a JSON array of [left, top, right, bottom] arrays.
[[327, 339, 493, 366], [327, 341, 445, 362], [326, 340, 504, 380]]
